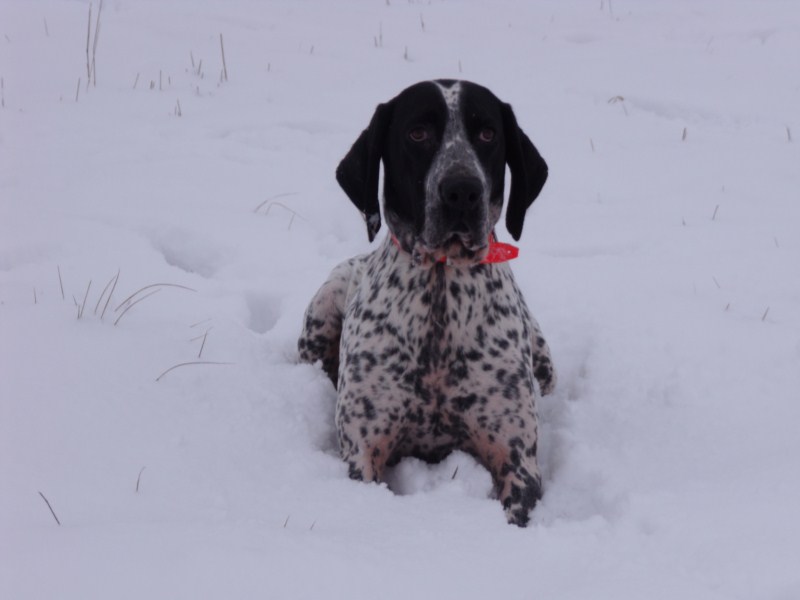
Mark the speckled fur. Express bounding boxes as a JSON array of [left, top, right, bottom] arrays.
[[298, 80, 555, 526]]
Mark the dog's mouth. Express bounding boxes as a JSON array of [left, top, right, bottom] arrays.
[[411, 232, 490, 267]]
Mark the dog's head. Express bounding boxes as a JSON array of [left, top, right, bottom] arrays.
[[336, 80, 548, 266]]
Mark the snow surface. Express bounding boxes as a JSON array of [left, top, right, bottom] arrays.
[[2, 1, 800, 598]]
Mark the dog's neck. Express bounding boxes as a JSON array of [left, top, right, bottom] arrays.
[[386, 232, 518, 267]]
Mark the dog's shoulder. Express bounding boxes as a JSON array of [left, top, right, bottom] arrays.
[[297, 252, 370, 384]]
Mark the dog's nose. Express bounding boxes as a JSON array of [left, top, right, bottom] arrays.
[[440, 175, 483, 211]]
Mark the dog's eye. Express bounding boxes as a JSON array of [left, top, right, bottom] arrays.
[[408, 127, 429, 143], [478, 128, 495, 143]]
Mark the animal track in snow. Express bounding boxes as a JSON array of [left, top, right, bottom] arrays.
[[149, 228, 231, 278], [244, 291, 281, 334]]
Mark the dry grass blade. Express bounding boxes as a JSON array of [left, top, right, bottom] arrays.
[[85, 3, 92, 80], [198, 330, 209, 358], [155, 361, 233, 382], [77, 280, 92, 319], [94, 270, 119, 315], [91, 0, 103, 86], [258, 200, 307, 230], [100, 270, 120, 320], [115, 283, 197, 312], [136, 467, 146, 493], [220, 33, 228, 82], [114, 289, 161, 326], [38, 491, 61, 526], [608, 95, 628, 116], [253, 192, 298, 213]]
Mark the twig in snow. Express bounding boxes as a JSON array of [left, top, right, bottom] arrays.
[[711, 204, 720, 220], [761, 307, 770, 322], [38, 491, 61, 526], [712, 276, 721, 289], [155, 361, 233, 382], [682, 127, 687, 141], [190, 318, 212, 328], [135, 467, 146, 493], [451, 466, 459, 480], [309, 520, 316, 531], [590, 138, 595, 152], [75, 77, 81, 102], [132, 72, 139, 89], [44, 18, 50, 37], [787, 126, 792, 143], [220, 34, 228, 82], [33, 288, 38, 304], [283, 515, 290, 528], [403, 46, 409, 61], [114, 289, 160, 325]]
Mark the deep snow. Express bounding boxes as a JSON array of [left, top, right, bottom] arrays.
[[2, 1, 800, 598]]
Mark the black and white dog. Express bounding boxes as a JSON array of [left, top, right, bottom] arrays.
[[298, 80, 555, 526]]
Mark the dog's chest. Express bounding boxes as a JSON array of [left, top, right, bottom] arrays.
[[342, 242, 534, 398]]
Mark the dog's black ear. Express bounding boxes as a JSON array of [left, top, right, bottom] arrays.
[[502, 103, 548, 241], [335, 101, 394, 242]]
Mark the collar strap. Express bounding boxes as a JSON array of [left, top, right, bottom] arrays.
[[390, 233, 519, 265]]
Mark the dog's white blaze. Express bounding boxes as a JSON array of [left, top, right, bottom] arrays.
[[422, 81, 491, 246]]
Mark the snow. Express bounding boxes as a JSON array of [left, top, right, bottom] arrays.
[[2, 1, 800, 598]]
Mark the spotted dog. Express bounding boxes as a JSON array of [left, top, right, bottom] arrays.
[[298, 80, 555, 526]]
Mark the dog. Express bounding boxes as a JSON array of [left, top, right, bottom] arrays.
[[298, 80, 555, 526]]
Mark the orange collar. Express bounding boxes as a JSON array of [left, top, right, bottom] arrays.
[[390, 233, 519, 264]]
